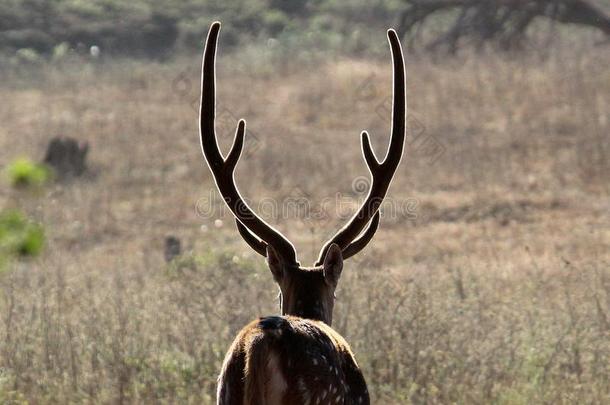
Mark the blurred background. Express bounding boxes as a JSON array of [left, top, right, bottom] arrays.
[[0, 1, 609, 403]]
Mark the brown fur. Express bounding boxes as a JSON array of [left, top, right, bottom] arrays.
[[218, 316, 370, 405]]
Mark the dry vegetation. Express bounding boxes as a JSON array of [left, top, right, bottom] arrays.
[[0, 41, 609, 403]]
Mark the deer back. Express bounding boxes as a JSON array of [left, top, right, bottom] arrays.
[[218, 316, 369, 405]]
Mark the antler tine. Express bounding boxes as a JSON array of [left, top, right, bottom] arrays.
[[200, 22, 298, 265], [341, 211, 380, 261], [235, 218, 267, 257], [316, 29, 406, 265], [234, 211, 379, 263]]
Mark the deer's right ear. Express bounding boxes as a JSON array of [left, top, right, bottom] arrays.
[[266, 245, 284, 282]]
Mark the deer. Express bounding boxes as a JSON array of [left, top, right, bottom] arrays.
[[199, 21, 406, 405]]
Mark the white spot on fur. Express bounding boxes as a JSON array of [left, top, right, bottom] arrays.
[[298, 378, 311, 404]]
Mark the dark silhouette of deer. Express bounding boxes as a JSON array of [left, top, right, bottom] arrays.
[[199, 21, 406, 405]]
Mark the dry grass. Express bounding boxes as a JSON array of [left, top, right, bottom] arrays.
[[0, 44, 609, 404]]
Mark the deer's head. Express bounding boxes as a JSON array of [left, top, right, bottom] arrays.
[[199, 22, 406, 326]]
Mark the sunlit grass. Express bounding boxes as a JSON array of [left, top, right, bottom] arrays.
[[0, 41, 608, 403]]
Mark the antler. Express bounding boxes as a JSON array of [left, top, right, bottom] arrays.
[[315, 29, 406, 266], [200, 22, 405, 267], [235, 210, 380, 263], [200, 22, 298, 265]]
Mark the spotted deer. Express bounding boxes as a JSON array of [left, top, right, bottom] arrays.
[[199, 22, 406, 405]]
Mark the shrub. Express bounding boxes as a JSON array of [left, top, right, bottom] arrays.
[[6, 158, 51, 188], [0, 209, 45, 258], [14, 47, 43, 64]]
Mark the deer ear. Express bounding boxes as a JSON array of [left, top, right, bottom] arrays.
[[323, 243, 343, 287], [266, 245, 284, 282]]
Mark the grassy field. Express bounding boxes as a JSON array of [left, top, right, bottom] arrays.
[[0, 39, 609, 403]]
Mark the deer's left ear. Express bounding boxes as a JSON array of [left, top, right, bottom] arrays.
[[323, 243, 343, 287]]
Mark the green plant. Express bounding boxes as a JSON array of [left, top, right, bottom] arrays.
[[14, 48, 43, 64], [0, 210, 45, 258], [6, 158, 51, 188]]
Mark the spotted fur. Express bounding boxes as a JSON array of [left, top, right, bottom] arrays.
[[217, 316, 369, 405]]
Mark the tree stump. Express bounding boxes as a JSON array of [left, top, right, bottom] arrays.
[[164, 236, 182, 263], [43, 137, 89, 179]]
